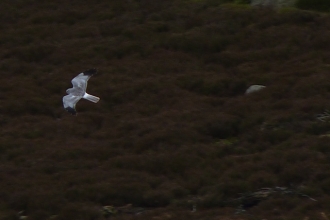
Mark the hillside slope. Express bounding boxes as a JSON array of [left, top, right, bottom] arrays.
[[1, 1, 330, 219]]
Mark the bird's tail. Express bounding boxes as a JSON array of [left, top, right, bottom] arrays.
[[83, 93, 100, 103]]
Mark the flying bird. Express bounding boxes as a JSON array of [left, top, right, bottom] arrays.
[[63, 68, 100, 115]]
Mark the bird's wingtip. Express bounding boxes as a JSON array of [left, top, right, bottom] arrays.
[[65, 107, 77, 115], [83, 68, 97, 76]]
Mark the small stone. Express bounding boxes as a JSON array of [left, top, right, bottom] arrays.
[[245, 85, 266, 95]]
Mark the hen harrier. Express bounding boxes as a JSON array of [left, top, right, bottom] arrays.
[[63, 68, 100, 115]]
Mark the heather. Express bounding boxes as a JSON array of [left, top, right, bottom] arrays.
[[1, 0, 330, 219]]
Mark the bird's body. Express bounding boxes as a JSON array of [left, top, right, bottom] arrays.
[[63, 69, 100, 115]]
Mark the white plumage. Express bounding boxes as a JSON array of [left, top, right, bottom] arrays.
[[63, 68, 100, 115]]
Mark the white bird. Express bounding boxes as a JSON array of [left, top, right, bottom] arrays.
[[63, 68, 100, 115]]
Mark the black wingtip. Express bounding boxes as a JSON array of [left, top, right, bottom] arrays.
[[83, 68, 97, 76], [65, 107, 77, 116]]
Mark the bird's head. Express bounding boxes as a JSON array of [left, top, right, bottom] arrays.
[[66, 88, 73, 94]]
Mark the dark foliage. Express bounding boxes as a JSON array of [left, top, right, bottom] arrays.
[[296, 0, 330, 12], [0, 0, 330, 219]]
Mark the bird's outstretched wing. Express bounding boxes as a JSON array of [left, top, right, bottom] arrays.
[[71, 68, 97, 91], [63, 94, 81, 115]]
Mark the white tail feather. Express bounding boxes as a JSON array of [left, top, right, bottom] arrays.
[[83, 93, 100, 103]]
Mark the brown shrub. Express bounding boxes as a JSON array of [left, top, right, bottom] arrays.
[[1, 1, 330, 219], [57, 203, 102, 220]]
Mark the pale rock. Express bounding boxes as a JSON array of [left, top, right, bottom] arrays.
[[245, 85, 266, 94]]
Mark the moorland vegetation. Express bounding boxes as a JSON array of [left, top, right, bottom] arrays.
[[1, 0, 330, 219]]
